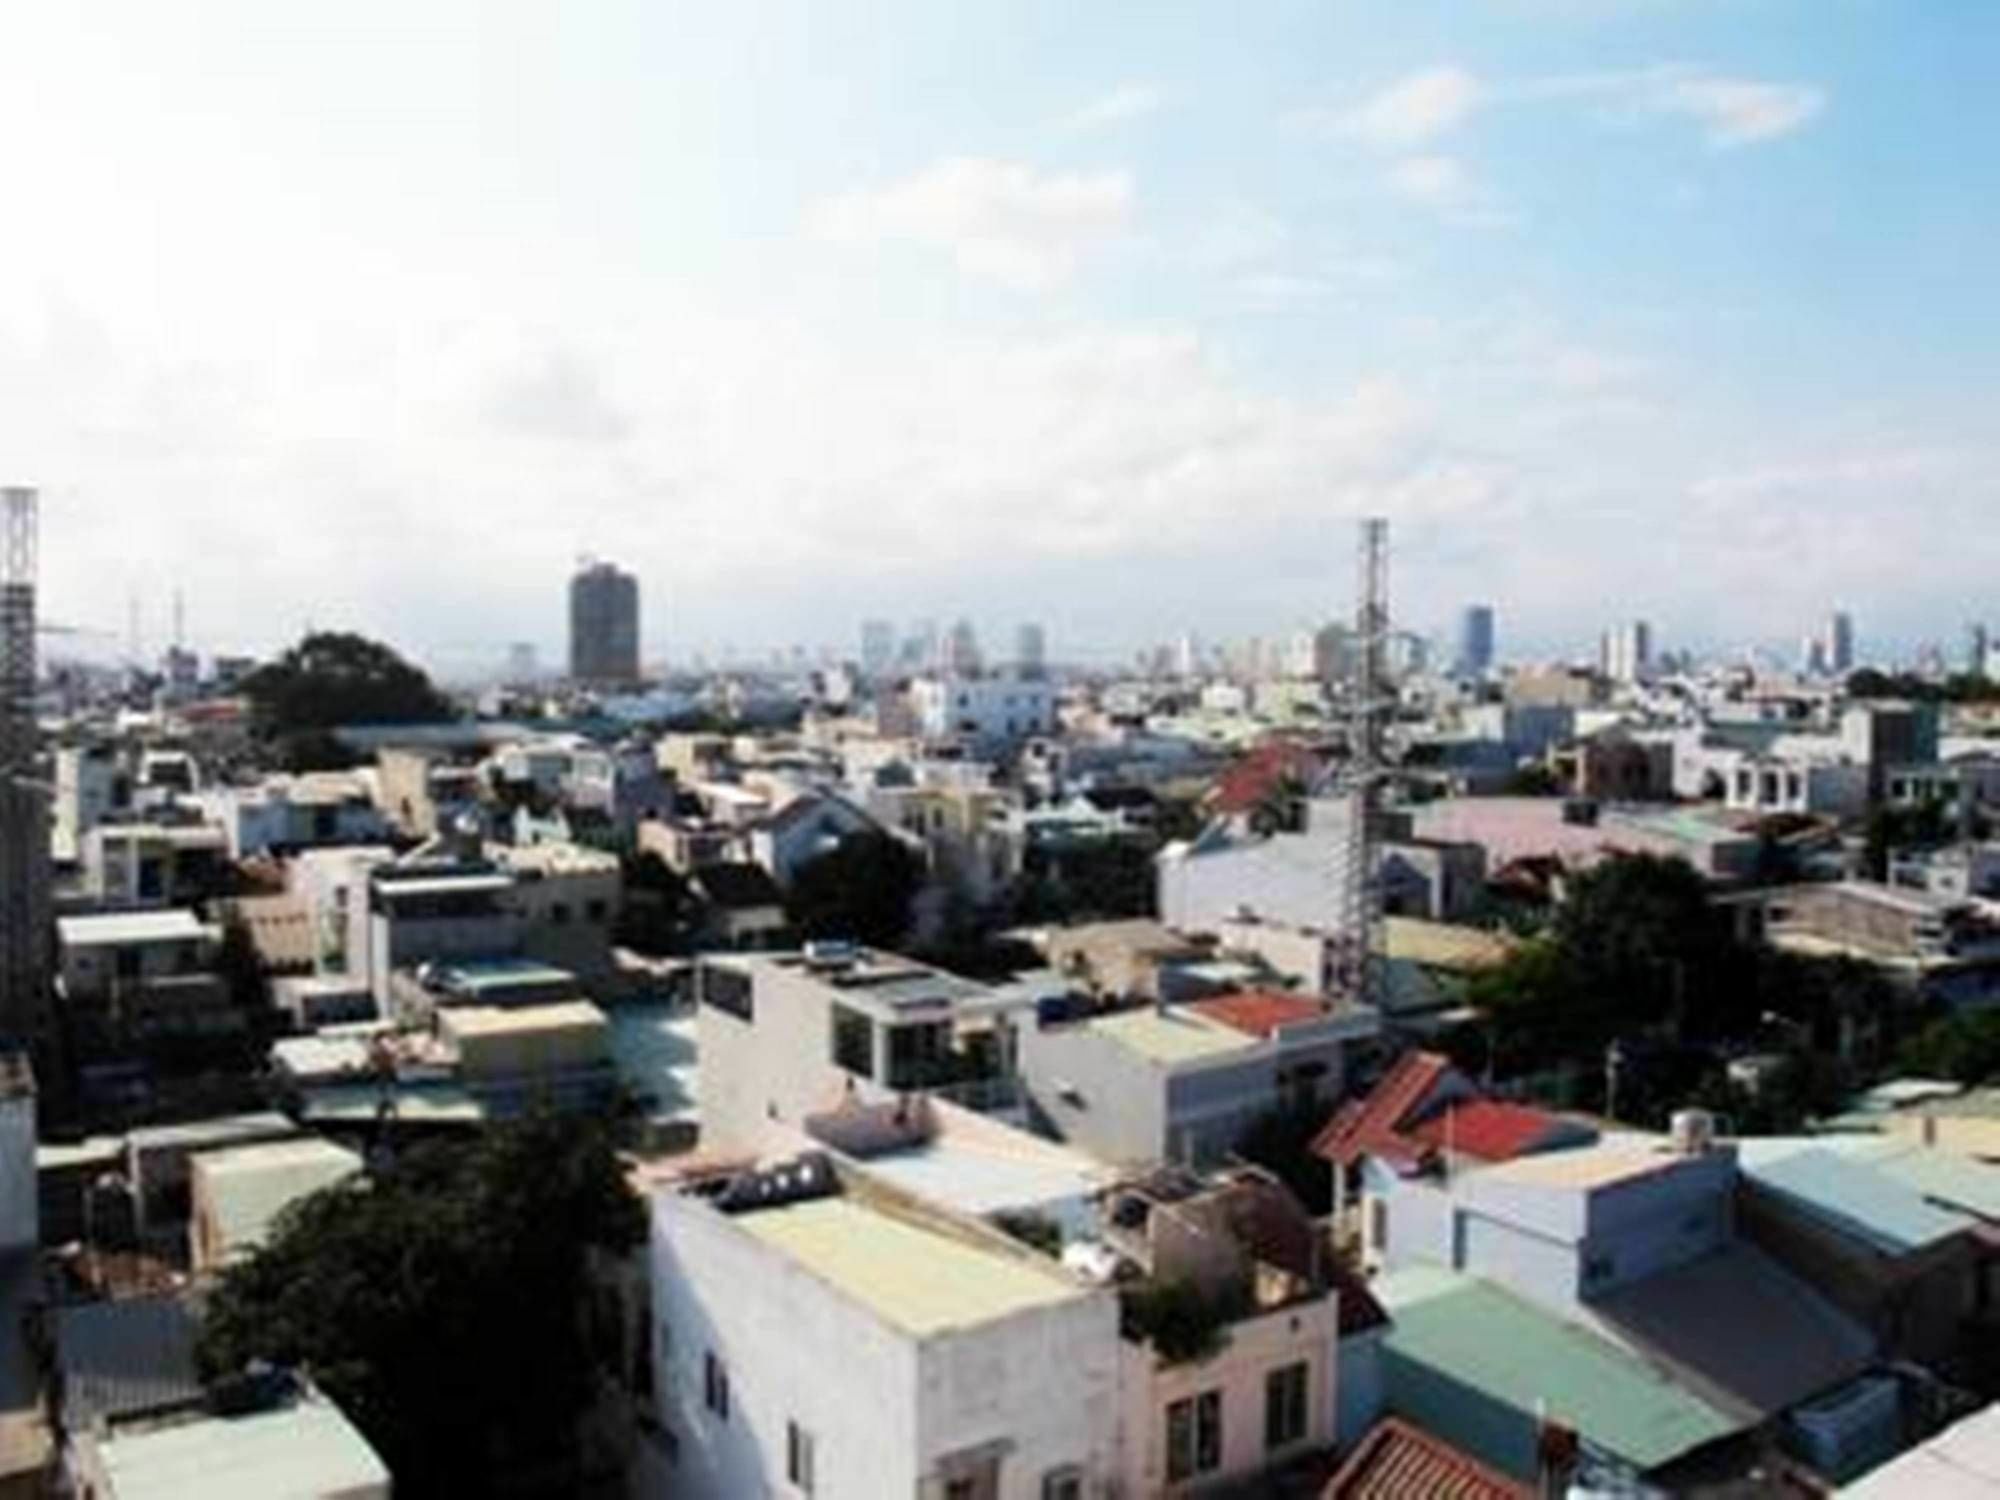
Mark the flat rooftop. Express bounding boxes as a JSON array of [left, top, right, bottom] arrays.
[[57, 910, 210, 947], [97, 1392, 389, 1500], [853, 1137, 1108, 1220], [1088, 1004, 1259, 1066], [735, 1194, 1084, 1337], [1473, 1139, 1689, 1192]]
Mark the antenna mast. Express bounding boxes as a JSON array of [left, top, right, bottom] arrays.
[[0, 487, 51, 1049], [1333, 516, 1390, 1011]]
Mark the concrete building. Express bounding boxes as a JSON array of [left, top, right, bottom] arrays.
[[860, 619, 897, 679], [642, 1155, 1119, 1500], [195, 771, 390, 858], [1017, 991, 1377, 1167], [492, 839, 622, 978], [693, 948, 1017, 1158], [52, 742, 128, 862], [1456, 605, 1495, 677], [1600, 620, 1652, 685], [55, 909, 232, 1047], [570, 559, 641, 684], [374, 747, 485, 839], [188, 1136, 363, 1272], [908, 675, 1056, 750], [80, 820, 230, 905], [1015, 622, 1048, 680], [362, 861, 523, 1010], [1824, 610, 1856, 676]]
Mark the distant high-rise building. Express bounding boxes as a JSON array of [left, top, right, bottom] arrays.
[[1600, 619, 1652, 684], [1456, 604, 1495, 676], [1821, 611, 1855, 676], [506, 641, 538, 683], [1015, 623, 1047, 679], [1312, 622, 1355, 684], [860, 619, 896, 678], [943, 618, 981, 676], [569, 559, 641, 684], [1800, 633, 1828, 678], [1966, 623, 1990, 678]]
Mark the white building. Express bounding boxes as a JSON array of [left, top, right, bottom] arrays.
[[1600, 620, 1652, 685], [195, 771, 390, 858], [909, 675, 1056, 749], [642, 1157, 1119, 1500]]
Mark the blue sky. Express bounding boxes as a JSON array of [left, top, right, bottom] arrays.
[[1, 0, 1994, 672]]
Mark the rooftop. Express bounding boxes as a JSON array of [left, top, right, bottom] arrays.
[[1375, 1265, 1740, 1475], [734, 1192, 1086, 1337], [97, 1390, 390, 1500], [1382, 917, 1515, 972], [193, 1137, 364, 1261], [57, 909, 211, 948], [1738, 1141, 1977, 1253], [1405, 1100, 1580, 1164], [1186, 989, 1335, 1038], [1473, 1139, 1688, 1192], [1325, 1416, 1531, 1500], [1842, 1398, 2000, 1498], [55, 1295, 203, 1427], [1088, 1004, 1260, 1066]]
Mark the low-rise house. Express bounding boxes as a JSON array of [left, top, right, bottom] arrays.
[[686, 862, 790, 950], [375, 745, 485, 839], [56, 910, 232, 1049], [187, 1135, 363, 1272], [1018, 990, 1377, 1168], [66, 1373, 390, 1500], [493, 839, 622, 978], [80, 819, 230, 905], [194, 770, 389, 857], [641, 1153, 1119, 1499]]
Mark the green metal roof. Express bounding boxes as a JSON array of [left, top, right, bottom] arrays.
[[1375, 1266, 1740, 1474]]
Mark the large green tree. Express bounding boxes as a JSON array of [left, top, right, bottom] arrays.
[[786, 831, 923, 949], [1898, 1008, 2000, 1086], [242, 631, 455, 739], [198, 1113, 646, 1498]]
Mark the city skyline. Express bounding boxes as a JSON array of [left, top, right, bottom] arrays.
[[7, 2, 2000, 664]]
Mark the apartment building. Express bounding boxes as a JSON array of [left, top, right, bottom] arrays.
[[55, 910, 233, 1047]]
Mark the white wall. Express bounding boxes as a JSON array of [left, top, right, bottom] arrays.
[[1115, 1298, 1339, 1497]]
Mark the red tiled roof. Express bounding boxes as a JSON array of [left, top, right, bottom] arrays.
[[1310, 1051, 1451, 1169], [1211, 739, 1325, 816], [1189, 989, 1329, 1039], [1325, 1418, 1531, 1500], [1406, 1100, 1568, 1164]]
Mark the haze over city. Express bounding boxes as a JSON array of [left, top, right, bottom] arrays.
[[5, 0, 1998, 671]]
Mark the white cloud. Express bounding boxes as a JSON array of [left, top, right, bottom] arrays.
[[1386, 155, 1516, 227], [1060, 83, 1165, 132], [810, 156, 1135, 290], [1323, 65, 1484, 147], [1658, 74, 1825, 147], [1521, 66, 1826, 148]]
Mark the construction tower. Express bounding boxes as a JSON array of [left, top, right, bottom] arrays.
[[0, 487, 50, 1050]]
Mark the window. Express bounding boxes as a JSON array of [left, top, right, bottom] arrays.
[[1584, 1251, 1617, 1285], [1166, 1390, 1222, 1481], [1265, 1361, 1309, 1451], [700, 964, 754, 1021], [885, 1021, 949, 1089], [787, 1420, 816, 1493], [1041, 1466, 1083, 1500], [703, 1351, 729, 1422], [831, 1002, 875, 1077], [586, 898, 609, 924], [551, 902, 571, 925]]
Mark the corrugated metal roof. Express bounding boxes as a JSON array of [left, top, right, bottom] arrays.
[[55, 1296, 202, 1425], [1325, 1416, 1531, 1499], [1375, 1266, 1740, 1474], [1741, 1144, 1973, 1254]]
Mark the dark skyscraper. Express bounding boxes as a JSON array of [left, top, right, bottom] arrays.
[[1456, 604, 1495, 676], [569, 559, 641, 684]]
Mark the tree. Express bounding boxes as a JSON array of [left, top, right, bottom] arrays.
[[242, 631, 454, 740], [198, 1113, 646, 1498], [1898, 1008, 2000, 1086], [786, 832, 923, 949]]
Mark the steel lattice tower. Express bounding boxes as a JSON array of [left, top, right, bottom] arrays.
[[0, 486, 50, 1049], [1331, 517, 1389, 1009]]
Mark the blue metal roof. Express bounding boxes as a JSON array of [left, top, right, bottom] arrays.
[[1744, 1146, 1972, 1254]]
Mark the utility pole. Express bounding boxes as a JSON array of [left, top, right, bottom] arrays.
[[0, 487, 51, 1051]]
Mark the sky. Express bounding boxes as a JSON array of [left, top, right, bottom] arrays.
[[3, 0, 1997, 674]]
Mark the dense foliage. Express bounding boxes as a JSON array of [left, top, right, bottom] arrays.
[[786, 831, 924, 948], [1450, 853, 1908, 1126], [1847, 668, 2000, 704], [242, 631, 455, 738], [198, 1113, 646, 1498], [1898, 1008, 2000, 1086]]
